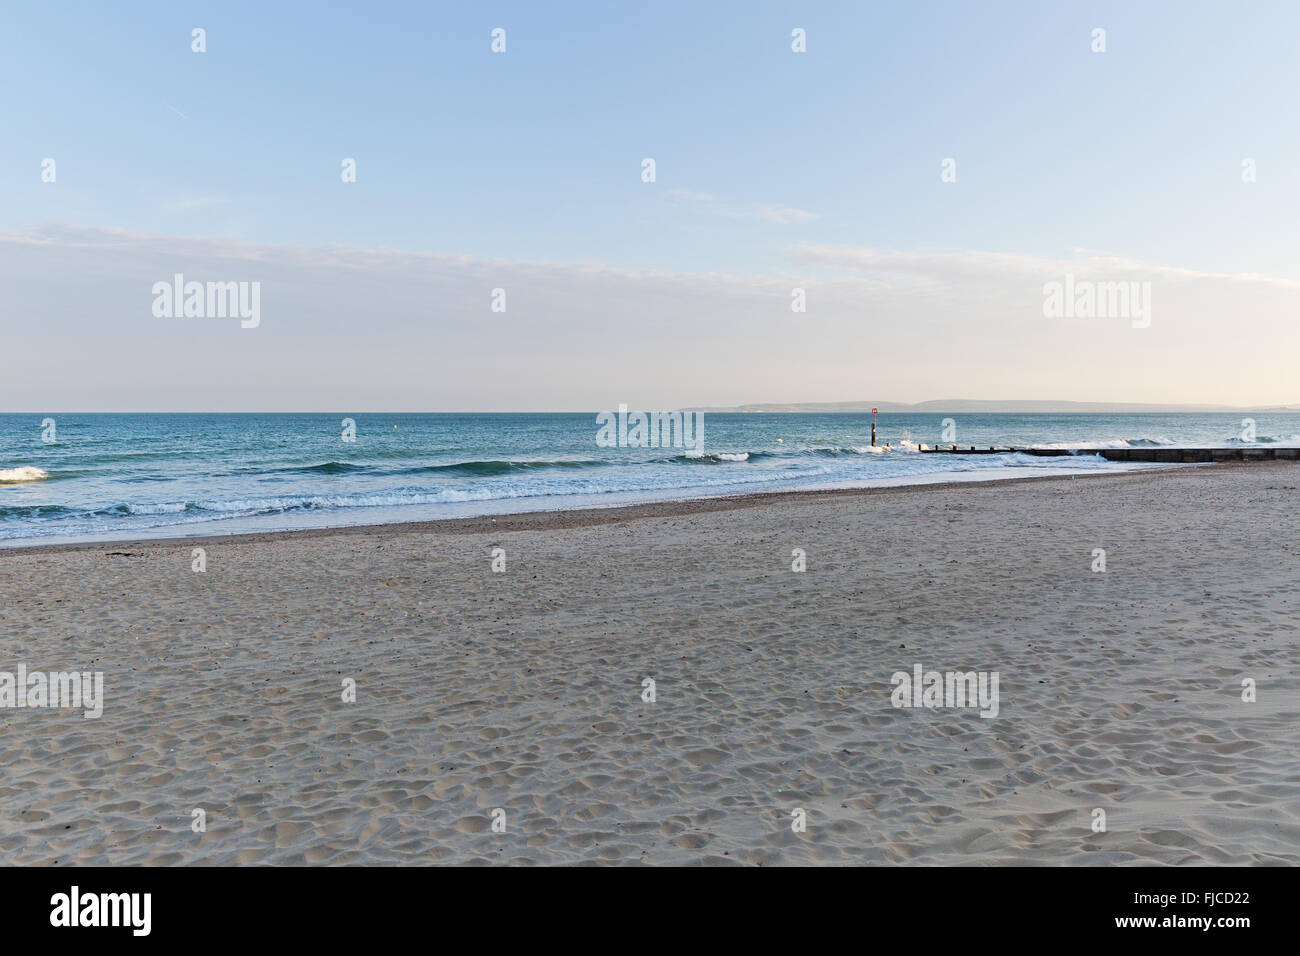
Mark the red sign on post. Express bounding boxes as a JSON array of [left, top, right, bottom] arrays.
[[872, 408, 877, 415]]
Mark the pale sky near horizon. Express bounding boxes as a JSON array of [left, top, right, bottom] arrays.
[[3, 1, 1299, 411]]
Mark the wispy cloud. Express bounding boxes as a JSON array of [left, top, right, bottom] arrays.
[[662, 188, 718, 205], [3, 226, 1298, 410], [789, 243, 1300, 289], [663, 189, 818, 225], [755, 204, 819, 224]]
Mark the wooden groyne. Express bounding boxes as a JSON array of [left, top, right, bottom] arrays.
[[921, 446, 1300, 462]]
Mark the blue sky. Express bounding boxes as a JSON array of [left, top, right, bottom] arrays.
[[2, 1, 1299, 410], [7, 0, 1298, 276]]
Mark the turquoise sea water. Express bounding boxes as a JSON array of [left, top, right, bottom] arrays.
[[1, 412, 1297, 545]]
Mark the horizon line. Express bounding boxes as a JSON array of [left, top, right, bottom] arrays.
[[4, 401, 1299, 415]]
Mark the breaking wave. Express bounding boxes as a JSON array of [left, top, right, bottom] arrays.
[[1029, 437, 1176, 450], [0, 466, 50, 483]]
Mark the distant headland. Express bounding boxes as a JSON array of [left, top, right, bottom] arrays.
[[685, 400, 1300, 414]]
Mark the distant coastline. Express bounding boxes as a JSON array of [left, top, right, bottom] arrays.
[[686, 400, 1300, 414]]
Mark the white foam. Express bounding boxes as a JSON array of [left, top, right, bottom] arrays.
[[0, 466, 50, 483], [1029, 436, 1176, 450]]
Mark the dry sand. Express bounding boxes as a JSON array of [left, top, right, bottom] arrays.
[[1, 463, 1298, 865]]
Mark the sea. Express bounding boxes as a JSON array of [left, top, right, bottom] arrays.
[[1, 412, 1297, 546]]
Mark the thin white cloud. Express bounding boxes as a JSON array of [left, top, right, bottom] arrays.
[[2, 226, 1298, 410], [789, 243, 1300, 289], [663, 190, 819, 225], [755, 204, 820, 224], [662, 188, 718, 204]]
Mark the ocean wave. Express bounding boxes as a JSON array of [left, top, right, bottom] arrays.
[[0, 503, 73, 518], [807, 444, 913, 456], [105, 502, 189, 515], [675, 446, 896, 462], [256, 461, 371, 476], [92, 489, 538, 518], [661, 452, 746, 464], [245, 458, 611, 478], [1029, 437, 1175, 450], [1224, 434, 1300, 445], [0, 466, 50, 483], [393, 458, 609, 477], [243, 448, 951, 479], [0, 454, 1169, 541]]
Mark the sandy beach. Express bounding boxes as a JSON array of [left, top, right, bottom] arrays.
[[1, 463, 1297, 866]]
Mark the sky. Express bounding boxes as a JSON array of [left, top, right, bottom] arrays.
[[2, 0, 1298, 411]]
